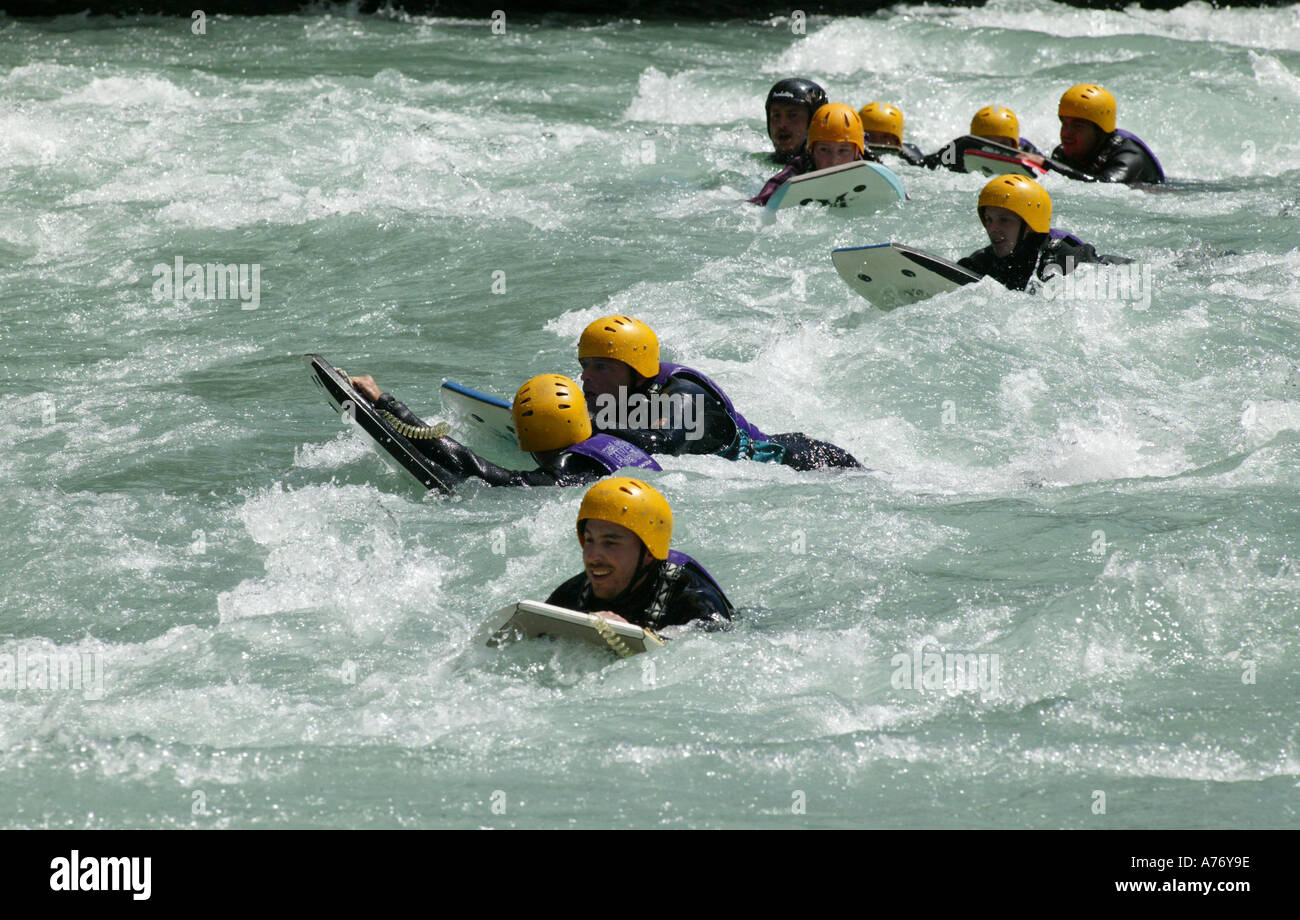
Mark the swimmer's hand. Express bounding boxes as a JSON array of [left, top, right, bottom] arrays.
[[347, 375, 382, 402]]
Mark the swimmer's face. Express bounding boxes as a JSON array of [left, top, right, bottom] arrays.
[[581, 519, 653, 601], [1059, 116, 1103, 161], [978, 134, 1018, 150], [579, 357, 637, 405], [768, 103, 811, 156], [811, 141, 859, 170], [866, 131, 901, 150], [981, 206, 1025, 258]]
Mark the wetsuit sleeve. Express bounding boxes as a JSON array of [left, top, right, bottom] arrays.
[[1044, 239, 1102, 277], [373, 393, 430, 427], [921, 143, 953, 170], [1096, 146, 1154, 183], [900, 143, 927, 167], [373, 391, 608, 487], [750, 163, 795, 206], [658, 567, 734, 629], [957, 246, 997, 276], [1039, 238, 1133, 279], [1043, 147, 1099, 182]]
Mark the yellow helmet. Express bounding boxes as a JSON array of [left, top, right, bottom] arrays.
[[1058, 83, 1116, 134], [577, 315, 660, 379], [858, 102, 904, 145], [977, 175, 1052, 234], [576, 477, 673, 560], [970, 105, 1020, 143], [807, 102, 865, 155], [513, 374, 592, 452]]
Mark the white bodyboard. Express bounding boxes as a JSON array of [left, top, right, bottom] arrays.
[[766, 160, 906, 214], [481, 600, 665, 656], [832, 243, 981, 310], [963, 148, 1045, 178], [440, 381, 531, 467]]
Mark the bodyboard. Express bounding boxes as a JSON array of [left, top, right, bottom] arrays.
[[766, 159, 906, 214], [481, 600, 666, 657], [963, 148, 1045, 178], [831, 243, 981, 310], [303, 354, 455, 494], [440, 380, 530, 467]]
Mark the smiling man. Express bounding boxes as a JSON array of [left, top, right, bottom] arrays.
[[1050, 84, 1164, 184], [545, 478, 733, 629], [958, 175, 1128, 292]]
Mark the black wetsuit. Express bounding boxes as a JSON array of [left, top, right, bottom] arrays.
[[375, 392, 615, 487], [958, 230, 1129, 292], [546, 558, 734, 630], [592, 371, 862, 471], [1051, 131, 1164, 184]]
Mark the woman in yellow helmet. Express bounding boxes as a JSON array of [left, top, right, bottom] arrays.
[[750, 101, 873, 206], [345, 372, 660, 487], [922, 105, 1044, 172], [805, 102, 867, 170], [1052, 83, 1164, 184], [956, 175, 1128, 291], [858, 102, 926, 167], [546, 477, 733, 629]]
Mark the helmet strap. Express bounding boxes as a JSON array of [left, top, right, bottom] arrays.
[[599, 544, 658, 608]]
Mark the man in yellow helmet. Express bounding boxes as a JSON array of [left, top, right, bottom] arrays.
[[546, 478, 733, 629], [577, 315, 861, 470], [922, 105, 1044, 171], [1051, 83, 1164, 184], [858, 102, 925, 167], [750, 101, 878, 206], [346, 372, 659, 487], [957, 175, 1127, 291]]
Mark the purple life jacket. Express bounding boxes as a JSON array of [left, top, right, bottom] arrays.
[[1114, 129, 1165, 183], [567, 434, 662, 473], [655, 363, 769, 442], [1049, 227, 1085, 247], [664, 550, 731, 607]]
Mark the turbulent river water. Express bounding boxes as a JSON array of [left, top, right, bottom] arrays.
[[1, 1, 1298, 828]]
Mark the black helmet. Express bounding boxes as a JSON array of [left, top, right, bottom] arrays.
[[765, 78, 828, 120]]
